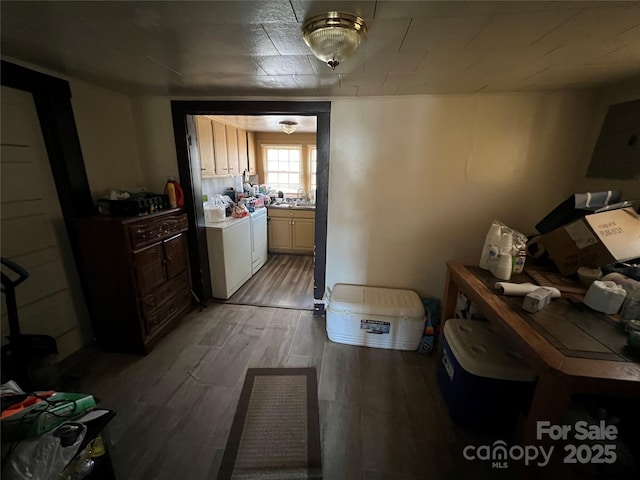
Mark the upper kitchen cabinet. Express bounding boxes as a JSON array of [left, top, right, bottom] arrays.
[[197, 118, 254, 177], [226, 124, 240, 175], [247, 131, 257, 175], [212, 120, 229, 175], [237, 128, 248, 175], [196, 117, 215, 177]]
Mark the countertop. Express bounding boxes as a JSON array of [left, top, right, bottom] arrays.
[[268, 204, 316, 211], [205, 214, 249, 230], [205, 207, 267, 229]]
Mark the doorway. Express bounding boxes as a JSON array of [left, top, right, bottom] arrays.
[[170, 101, 330, 315]]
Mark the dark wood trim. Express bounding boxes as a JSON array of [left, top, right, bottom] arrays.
[[1, 61, 95, 339], [314, 112, 330, 315], [1, 60, 94, 217], [170, 101, 330, 311]]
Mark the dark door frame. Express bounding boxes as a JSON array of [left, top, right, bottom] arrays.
[[170, 101, 331, 314], [1, 60, 95, 306], [1, 60, 95, 218]]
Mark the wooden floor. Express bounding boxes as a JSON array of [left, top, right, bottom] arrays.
[[226, 254, 314, 310], [66, 303, 506, 480]]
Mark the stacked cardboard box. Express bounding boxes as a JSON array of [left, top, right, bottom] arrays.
[[540, 207, 640, 275]]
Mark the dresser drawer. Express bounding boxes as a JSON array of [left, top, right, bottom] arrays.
[[140, 272, 190, 312], [129, 213, 188, 250], [143, 288, 191, 337]]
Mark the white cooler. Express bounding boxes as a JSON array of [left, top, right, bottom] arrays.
[[326, 284, 426, 350]]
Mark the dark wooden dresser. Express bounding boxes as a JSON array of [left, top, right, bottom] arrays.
[[74, 209, 192, 354]]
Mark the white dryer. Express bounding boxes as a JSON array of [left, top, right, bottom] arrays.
[[250, 208, 268, 274]]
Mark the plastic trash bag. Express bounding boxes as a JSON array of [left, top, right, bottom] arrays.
[[2, 422, 86, 480]]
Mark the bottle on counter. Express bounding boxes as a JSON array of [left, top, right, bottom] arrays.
[[165, 180, 177, 208], [479, 222, 501, 270], [164, 177, 184, 208]]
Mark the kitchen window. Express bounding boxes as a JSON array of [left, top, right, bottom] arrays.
[[263, 145, 303, 195]]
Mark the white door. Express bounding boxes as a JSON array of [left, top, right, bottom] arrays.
[[1, 86, 90, 360]]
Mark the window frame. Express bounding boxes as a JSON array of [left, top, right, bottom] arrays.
[[308, 144, 317, 195], [262, 143, 304, 195]]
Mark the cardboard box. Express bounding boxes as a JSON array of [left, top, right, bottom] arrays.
[[541, 207, 640, 275]]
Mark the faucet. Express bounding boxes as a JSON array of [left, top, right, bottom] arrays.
[[297, 187, 307, 199]]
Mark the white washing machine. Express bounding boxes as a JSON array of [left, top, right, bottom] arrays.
[[205, 216, 251, 299]]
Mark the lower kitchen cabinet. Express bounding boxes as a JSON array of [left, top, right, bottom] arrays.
[[268, 208, 315, 254], [74, 209, 192, 354]]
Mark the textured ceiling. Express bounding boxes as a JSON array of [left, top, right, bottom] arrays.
[[2, 1, 640, 97], [209, 115, 317, 133]]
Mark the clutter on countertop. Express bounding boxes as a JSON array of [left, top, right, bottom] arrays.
[[479, 220, 528, 281], [164, 177, 184, 208], [583, 280, 627, 314], [576, 266, 603, 287], [538, 207, 640, 275], [522, 287, 554, 313], [601, 272, 640, 295], [494, 281, 561, 299], [620, 287, 640, 333], [232, 203, 249, 218], [535, 190, 632, 234], [97, 188, 168, 216], [204, 194, 226, 223], [494, 280, 560, 313]]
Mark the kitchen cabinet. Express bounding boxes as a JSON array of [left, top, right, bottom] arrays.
[[268, 208, 315, 254], [247, 131, 257, 175], [237, 128, 248, 174], [199, 119, 251, 177], [74, 209, 192, 354], [196, 116, 215, 177], [212, 120, 229, 175], [226, 124, 240, 175]]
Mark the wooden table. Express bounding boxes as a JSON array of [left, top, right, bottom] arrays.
[[440, 261, 640, 445]]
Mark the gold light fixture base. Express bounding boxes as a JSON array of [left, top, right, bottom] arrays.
[[279, 120, 298, 135]]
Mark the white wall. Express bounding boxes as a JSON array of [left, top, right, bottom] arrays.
[[124, 91, 601, 299], [130, 96, 179, 193], [571, 79, 640, 201], [326, 93, 598, 298], [70, 80, 144, 200]]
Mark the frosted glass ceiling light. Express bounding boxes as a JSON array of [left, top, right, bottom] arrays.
[[302, 12, 367, 70], [279, 120, 298, 134]]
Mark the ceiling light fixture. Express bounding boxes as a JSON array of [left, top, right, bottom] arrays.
[[302, 12, 368, 70], [279, 120, 298, 135]]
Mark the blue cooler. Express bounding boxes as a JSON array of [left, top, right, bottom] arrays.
[[436, 318, 536, 431]]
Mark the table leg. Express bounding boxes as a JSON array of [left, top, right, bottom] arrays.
[[513, 373, 573, 479], [436, 269, 459, 359], [523, 373, 572, 445], [441, 268, 458, 326]]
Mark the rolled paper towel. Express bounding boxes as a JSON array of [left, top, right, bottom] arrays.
[[583, 280, 627, 314], [495, 282, 561, 298]]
